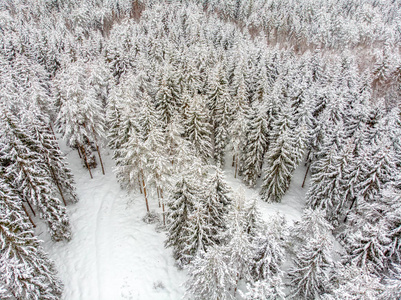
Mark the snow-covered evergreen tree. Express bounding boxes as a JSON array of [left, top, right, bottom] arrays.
[[242, 104, 268, 187], [165, 174, 201, 267], [185, 246, 235, 300], [0, 106, 71, 241], [0, 178, 63, 299], [183, 94, 212, 162], [260, 102, 303, 203], [288, 235, 333, 299]]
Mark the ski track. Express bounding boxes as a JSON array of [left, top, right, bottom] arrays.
[[42, 140, 305, 299], [43, 145, 187, 300]]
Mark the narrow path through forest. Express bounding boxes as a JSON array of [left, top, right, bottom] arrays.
[[42, 143, 187, 300]]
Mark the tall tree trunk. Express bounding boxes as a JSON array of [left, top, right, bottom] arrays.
[[77, 145, 82, 159], [49, 123, 57, 140], [160, 188, 165, 226], [25, 199, 36, 217], [302, 163, 310, 188], [234, 156, 238, 178], [95, 143, 105, 175], [92, 126, 105, 175], [141, 169, 150, 213], [344, 197, 357, 223], [79, 143, 93, 179], [157, 186, 161, 208], [138, 173, 143, 194], [49, 163, 67, 206], [232, 154, 235, 167], [22, 204, 36, 228]]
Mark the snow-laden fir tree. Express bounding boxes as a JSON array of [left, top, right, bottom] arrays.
[[207, 63, 232, 166], [0, 177, 63, 299], [287, 209, 335, 298], [154, 64, 181, 126], [242, 103, 268, 187], [22, 110, 78, 205], [381, 263, 401, 300], [288, 235, 333, 299], [322, 263, 385, 300], [201, 167, 233, 244], [382, 187, 401, 264], [183, 94, 213, 162], [0, 107, 71, 241], [165, 171, 203, 267], [185, 245, 236, 300], [224, 189, 261, 293], [344, 220, 390, 274], [260, 102, 303, 203], [306, 139, 355, 224], [251, 229, 285, 283]]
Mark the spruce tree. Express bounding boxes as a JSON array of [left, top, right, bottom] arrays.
[[242, 104, 268, 187], [0, 107, 71, 241], [183, 94, 213, 162], [260, 102, 302, 203], [185, 246, 235, 300], [165, 175, 200, 267], [288, 236, 333, 299], [0, 178, 63, 299]]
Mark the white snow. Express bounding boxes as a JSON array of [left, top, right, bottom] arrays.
[[40, 141, 187, 300], [223, 159, 309, 224], [40, 144, 308, 299]]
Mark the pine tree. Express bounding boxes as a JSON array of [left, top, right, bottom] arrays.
[[345, 221, 390, 274], [288, 235, 333, 299], [185, 246, 236, 300], [0, 178, 63, 299], [165, 175, 201, 267], [251, 230, 284, 282], [242, 104, 268, 187], [306, 140, 355, 223], [154, 64, 181, 126], [207, 64, 232, 166], [0, 107, 71, 241], [202, 167, 233, 244], [183, 94, 212, 162], [323, 263, 385, 300], [23, 111, 78, 205], [260, 102, 302, 203], [382, 263, 401, 300]]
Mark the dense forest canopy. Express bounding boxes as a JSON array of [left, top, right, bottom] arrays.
[[1, 0, 401, 299]]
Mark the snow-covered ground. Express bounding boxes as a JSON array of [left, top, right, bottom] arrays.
[[40, 142, 187, 300], [39, 144, 308, 299]]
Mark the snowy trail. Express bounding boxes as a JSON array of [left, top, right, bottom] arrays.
[[42, 144, 187, 300], [41, 141, 306, 299]]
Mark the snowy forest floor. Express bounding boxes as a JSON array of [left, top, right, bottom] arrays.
[[38, 141, 308, 300]]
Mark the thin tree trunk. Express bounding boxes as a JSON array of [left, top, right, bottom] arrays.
[[79, 143, 93, 179], [344, 197, 357, 223], [302, 163, 310, 188], [25, 199, 36, 217], [157, 186, 161, 208], [95, 143, 105, 175], [92, 126, 105, 175], [49, 123, 57, 140], [232, 154, 235, 167], [234, 156, 238, 178], [160, 188, 165, 226], [234, 272, 240, 296], [22, 204, 36, 228], [77, 145, 82, 159], [141, 169, 150, 213], [138, 173, 143, 194], [49, 164, 67, 206]]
